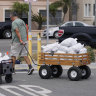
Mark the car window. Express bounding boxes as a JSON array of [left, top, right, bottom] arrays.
[[65, 22, 73, 26], [75, 22, 84, 26]]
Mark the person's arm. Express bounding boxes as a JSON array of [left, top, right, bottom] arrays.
[[15, 28, 25, 44]]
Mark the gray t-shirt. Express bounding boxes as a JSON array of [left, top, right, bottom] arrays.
[[11, 18, 27, 43]]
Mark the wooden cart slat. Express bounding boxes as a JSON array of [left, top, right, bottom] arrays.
[[39, 53, 90, 66]]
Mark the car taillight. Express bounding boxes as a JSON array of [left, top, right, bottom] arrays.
[[58, 30, 64, 37]]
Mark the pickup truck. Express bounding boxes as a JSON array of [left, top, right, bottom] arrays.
[[0, 22, 12, 39], [58, 26, 96, 47]]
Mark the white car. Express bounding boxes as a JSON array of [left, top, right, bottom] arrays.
[[43, 21, 90, 38]]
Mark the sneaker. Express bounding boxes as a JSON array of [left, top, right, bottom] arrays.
[[12, 68, 16, 75], [28, 68, 34, 75], [12, 71, 16, 75]]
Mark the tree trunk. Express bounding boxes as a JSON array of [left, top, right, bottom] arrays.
[[62, 13, 65, 23], [69, 4, 72, 21], [38, 23, 42, 30]]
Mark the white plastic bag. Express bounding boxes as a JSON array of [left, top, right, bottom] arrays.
[[60, 38, 77, 47], [42, 43, 59, 52], [79, 48, 87, 54], [56, 51, 66, 54], [2, 53, 10, 60], [69, 43, 84, 53], [58, 46, 68, 53]]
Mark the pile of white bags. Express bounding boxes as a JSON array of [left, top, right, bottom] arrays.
[[0, 52, 10, 63], [42, 38, 87, 54]]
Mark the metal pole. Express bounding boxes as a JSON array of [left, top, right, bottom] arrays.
[[29, 1, 32, 32], [37, 33, 41, 70], [46, 0, 49, 44], [28, 1, 32, 64], [95, 0, 96, 26]]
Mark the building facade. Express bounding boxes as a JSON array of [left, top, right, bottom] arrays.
[[76, 0, 95, 25], [0, 0, 69, 29], [0, 0, 95, 28]]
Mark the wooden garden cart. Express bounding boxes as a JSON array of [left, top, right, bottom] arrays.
[[38, 53, 91, 81]]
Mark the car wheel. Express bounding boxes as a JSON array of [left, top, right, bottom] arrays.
[[54, 31, 58, 38], [39, 65, 52, 79], [50, 65, 63, 78], [3, 29, 12, 39], [79, 65, 91, 79], [67, 66, 82, 81], [5, 74, 13, 83]]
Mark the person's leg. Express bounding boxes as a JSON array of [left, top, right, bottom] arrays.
[[24, 56, 34, 75], [11, 56, 16, 68]]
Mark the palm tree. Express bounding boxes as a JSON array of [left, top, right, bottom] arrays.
[[12, 2, 29, 18], [49, 0, 71, 23], [32, 13, 46, 30]]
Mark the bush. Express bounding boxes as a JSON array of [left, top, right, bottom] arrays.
[[85, 46, 95, 62]]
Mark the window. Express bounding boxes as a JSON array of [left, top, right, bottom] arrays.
[[5, 10, 28, 24], [5, 10, 11, 22], [39, 10, 62, 25], [84, 4, 91, 17], [75, 22, 84, 26], [93, 4, 95, 16], [65, 23, 73, 26]]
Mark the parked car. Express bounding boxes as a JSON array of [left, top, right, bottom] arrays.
[[58, 25, 96, 47], [43, 21, 90, 38], [0, 22, 12, 39]]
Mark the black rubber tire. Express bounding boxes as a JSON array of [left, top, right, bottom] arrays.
[[53, 31, 58, 38], [50, 65, 63, 78], [67, 66, 82, 81], [79, 65, 91, 79], [3, 29, 12, 39], [0, 76, 2, 84], [39, 65, 52, 79], [5, 74, 13, 83]]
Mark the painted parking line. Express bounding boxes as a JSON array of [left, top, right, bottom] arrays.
[[0, 85, 52, 96]]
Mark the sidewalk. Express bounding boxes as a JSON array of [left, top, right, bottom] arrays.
[[15, 62, 96, 71]]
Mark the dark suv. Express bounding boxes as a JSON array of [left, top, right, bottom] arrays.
[[58, 26, 96, 47], [0, 22, 12, 39]]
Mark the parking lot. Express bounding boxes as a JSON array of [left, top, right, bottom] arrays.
[[0, 69, 96, 96], [0, 38, 96, 96]]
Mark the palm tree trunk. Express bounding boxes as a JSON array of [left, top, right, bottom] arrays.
[[62, 13, 65, 23], [69, 5, 72, 21]]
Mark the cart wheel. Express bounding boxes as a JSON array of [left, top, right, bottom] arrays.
[[0, 76, 2, 84], [5, 74, 13, 83], [67, 66, 82, 81], [39, 65, 52, 79], [50, 65, 63, 78], [79, 65, 91, 79]]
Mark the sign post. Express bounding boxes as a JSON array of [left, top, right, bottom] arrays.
[[24, 0, 37, 64], [46, 0, 49, 44]]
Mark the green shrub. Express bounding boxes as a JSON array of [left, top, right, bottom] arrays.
[[85, 46, 95, 62]]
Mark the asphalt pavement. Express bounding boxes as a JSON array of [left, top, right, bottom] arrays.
[[0, 38, 96, 96], [0, 69, 96, 96]]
